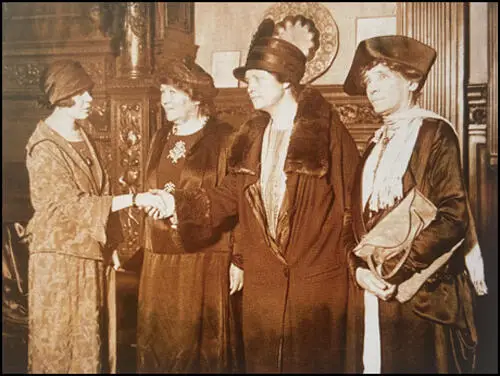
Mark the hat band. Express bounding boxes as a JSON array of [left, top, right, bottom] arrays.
[[245, 51, 305, 80]]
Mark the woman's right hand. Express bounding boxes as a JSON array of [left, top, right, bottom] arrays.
[[356, 267, 396, 301], [140, 189, 176, 220], [135, 192, 170, 219]]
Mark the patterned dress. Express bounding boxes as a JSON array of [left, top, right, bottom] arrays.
[[25, 121, 120, 373]]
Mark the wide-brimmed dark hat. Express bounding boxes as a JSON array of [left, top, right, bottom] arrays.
[[233, 36, 307, 85], [156, 58, 218, 101], [343, 35, 437, 95], [41, 60, 94, 105]]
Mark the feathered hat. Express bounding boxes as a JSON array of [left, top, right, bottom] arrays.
[[233, 3, 339, 85]]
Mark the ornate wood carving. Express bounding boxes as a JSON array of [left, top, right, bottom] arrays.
[[2, 3, 115, 43], [86, 97, 111, 134], [117, 103, 143, 194], [466, 83, 494, 236], [112, 102, 144, 257], [2, 63, 42, 87], [2, 55, 114, 96], [108, 81, 160, 261]]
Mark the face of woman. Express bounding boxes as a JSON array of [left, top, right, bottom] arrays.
[[363, 63, 417, 116], [244, 69, 287, 113], [67, 91, 93, 120], [160, 84, 198, 124]]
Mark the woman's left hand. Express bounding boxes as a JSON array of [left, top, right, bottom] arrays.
[[229, 263, 244, 295]]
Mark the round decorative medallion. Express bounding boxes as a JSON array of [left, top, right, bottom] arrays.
[[263, 2, 339, 85]]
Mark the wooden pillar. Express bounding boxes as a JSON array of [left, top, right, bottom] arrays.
[[119, 2, 153, 78], [108, 2, 161, 262], [108, 79, 161, 262], [398, 3, 466, 157], [487, 2, 498, 167]]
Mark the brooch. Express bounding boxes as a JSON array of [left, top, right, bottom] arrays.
[[168, 140, 186, 164]]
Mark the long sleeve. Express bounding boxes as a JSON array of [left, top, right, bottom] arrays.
[[338, 119, 360, 256], [175, 172, 240, 246], [330, 111, 361, 285], [26, 141, 113, 245], [382, 123, 469, 285]]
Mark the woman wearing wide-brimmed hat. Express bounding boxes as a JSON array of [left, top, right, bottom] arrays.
[[25, 60, 167, 373], [343, 35, 487, 373], [136, 58, 244, 373], [151, 14, 360, 373]]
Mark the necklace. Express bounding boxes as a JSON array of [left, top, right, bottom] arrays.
[[372, 128, 392, 185]]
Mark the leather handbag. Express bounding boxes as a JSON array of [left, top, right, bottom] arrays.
[[353, 187, 464, 303]]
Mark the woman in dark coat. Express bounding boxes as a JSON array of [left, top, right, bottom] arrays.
[[152, 18, 360, 373], [136, 58, 244, 373], [343, 35, 487, 373]]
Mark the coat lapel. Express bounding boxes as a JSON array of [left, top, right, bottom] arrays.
[[227, 88, 333, 261], [145, 124, 172, 186]]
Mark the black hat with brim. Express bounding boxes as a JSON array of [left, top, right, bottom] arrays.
[[233, 37, 307, 85]]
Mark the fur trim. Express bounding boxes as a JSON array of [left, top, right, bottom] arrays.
[[228, 87, 332, 177]]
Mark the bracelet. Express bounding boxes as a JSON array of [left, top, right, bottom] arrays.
[[131, 193, 137, 207]]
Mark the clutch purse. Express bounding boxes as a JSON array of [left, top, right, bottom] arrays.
[[354, 187, 463, 303]]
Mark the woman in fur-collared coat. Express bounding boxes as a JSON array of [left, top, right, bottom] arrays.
[[136, 59, 244, 374], [343, 35, 486, 373], [154, 24, 360, 372]]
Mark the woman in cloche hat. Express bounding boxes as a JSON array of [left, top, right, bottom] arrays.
[[25, 59, 168, 373], [343, 35, 487, 373], [151, 14, 360, 373]]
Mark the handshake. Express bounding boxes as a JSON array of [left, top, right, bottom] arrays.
[[134, 189, 175, 220]]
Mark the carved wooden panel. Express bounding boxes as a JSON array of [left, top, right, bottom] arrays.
[[467, 84, 488, 227], [108, 82, 160, 261], [2, 55, 115, 97]]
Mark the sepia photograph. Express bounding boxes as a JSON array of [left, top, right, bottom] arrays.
[[2, 2, 497, 374]]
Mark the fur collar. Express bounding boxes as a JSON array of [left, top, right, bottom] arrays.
[[228, 87, 332, 177]]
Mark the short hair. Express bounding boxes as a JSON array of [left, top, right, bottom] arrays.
[[272, 72, 304, 101], [37, 91, 83, 110]]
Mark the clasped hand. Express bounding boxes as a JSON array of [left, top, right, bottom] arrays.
[[135, 190, 175, 220], [356, 267, 396, 301]]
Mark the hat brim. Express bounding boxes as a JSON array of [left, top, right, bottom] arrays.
[[343, 36, 437, 96], [233, 66, 247, 82]]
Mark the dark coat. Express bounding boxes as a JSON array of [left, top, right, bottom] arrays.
[[137, 118, 244, 373], [346, 119, 478, 373], [176, 87, 360, 373]]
